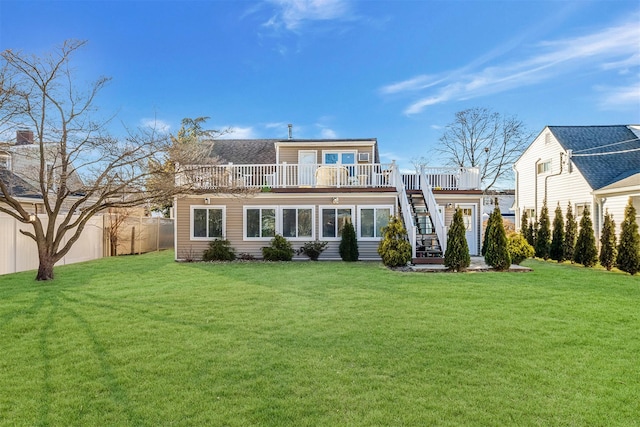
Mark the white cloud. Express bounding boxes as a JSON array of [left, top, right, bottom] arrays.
[[320, 127, 337, 139], [596, 80, 640, 110], [219, 126, 258, 139], [263, 0, 351, 31], [381, 16, 640, 115], [139, 118, 171, 133]]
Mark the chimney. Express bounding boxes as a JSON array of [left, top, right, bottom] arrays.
[[288, 124, 293, 140], [16, 130, 34, 145]]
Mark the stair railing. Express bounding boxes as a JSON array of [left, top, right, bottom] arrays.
[[392, 161, 417, 259], [419, 166, 447, 254]]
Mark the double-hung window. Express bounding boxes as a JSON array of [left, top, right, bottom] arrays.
[[191, 206, 225, 239], [245, 207, 276, 239], [321, 206, 354, 239], [281, 207, 314, 239], [358, 206, 392, 239]]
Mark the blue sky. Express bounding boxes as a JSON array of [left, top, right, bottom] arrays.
[[1, 0, 639, 170]]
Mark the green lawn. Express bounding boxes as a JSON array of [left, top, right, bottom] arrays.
[[1, 252, 639, 426]]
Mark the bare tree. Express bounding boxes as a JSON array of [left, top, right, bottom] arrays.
[[0, 40, 195, 280], [437, 107, 532, 191]]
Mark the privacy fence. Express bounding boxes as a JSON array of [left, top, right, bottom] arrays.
[[0, 214, 173, 276]]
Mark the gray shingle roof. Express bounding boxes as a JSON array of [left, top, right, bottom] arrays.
[[548, 125, 640, 190], [0, 168, 41, 198], [207, 139, 277, 164]]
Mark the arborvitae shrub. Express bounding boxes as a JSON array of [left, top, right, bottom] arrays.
[[573, 206, 598, 267], [262, 234, 294, 261], [378, 216, 412, 268], [444, 208, 471, 272], [564, 202, 577, 263], [527, 221, 536, 248], [550, 203, 565, 262], [484, 205, 511, 271], [599, 211, 617, 271], [481, 210, 494, 257], [521, 209, 532, 245], [202, 239, 236, 261], [535, 201, 551, 259], [339, 220, 359, 262], [616, 198, 640, 275], [507, 233, 535, 265]]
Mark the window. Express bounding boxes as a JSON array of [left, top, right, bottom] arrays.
[[323, 150, 356, 176], [537, 160, 551, 174], [245, 207, 276, 239], [575, 203, 589, 217], [358, 206, 392, 239], [191, 206, 225, 240], [0, 153, 10, 170], [321, 207, 353, 239], [281, 207, 314, 239]]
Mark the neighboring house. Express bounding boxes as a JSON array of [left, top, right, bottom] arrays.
[[483, 190, 515, 228], [514, 125, 640, 243], [174, 137, 483, 262], [0, 167, 44, 214]]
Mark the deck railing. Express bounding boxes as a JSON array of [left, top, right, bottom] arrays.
[[177, 163, 396, 189], [402, 167, 481, 191], [177, 163, 480, 191]]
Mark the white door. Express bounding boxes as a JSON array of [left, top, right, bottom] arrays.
[[458, 204, 477, 255], [298, 151, 316, 186]]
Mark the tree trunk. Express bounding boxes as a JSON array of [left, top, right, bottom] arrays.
[[36, 255, 55, 281]]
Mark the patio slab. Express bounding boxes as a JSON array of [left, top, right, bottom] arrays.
[[410, 257, 532, 272]]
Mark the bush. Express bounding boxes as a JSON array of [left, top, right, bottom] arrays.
[[599, 211, 617, 271], [507, 233, 535, 265], [297, 241, 329, 261], [484, 204, 511, 271], [262, 234, 294, 261], [535, 201, 551, 259], [378, 216, 412, 268], [573, 205, 598, 267], [616, 198, 640, 275], [339, 220, 359, 262], [563, 202, 577, 263], [550, 203, 565, 262], [202, 239, 236, 261], [444, 208, 471, 272]]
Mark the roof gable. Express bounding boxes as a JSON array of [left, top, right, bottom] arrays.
[[207, 139, 277, 164], [548, 125, 640, 190]]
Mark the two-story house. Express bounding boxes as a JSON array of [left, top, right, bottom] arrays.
[[174, 136, 483, 262], [514, 125, 640, 243]]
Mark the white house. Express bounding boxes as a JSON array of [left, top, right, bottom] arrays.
[[514, 125, 640, 243]]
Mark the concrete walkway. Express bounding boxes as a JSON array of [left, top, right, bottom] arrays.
[[410, 257, 531, 272]]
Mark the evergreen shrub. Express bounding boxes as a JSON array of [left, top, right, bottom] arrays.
[[444, 208, 471, 272], [377, 216, 412, 268], [339, 221, 359, 262], [507, 233, 535, 265], [616, 198, 640, 275], [573, 206, 598, 267], [202, 239, 236, 261], [262, 234, 294, 261]]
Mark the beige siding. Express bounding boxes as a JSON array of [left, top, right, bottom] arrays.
[[175, 192, 396, 261], [278, 144, 376, 165]]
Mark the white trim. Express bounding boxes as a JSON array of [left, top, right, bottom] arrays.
[[357, 205, 394, 240], [190, 205, 226, 240], [279, 205, 316, 240], [243, 205, 278, 241], [319, 205, 356, 241], [322, 150, 357, 165]]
